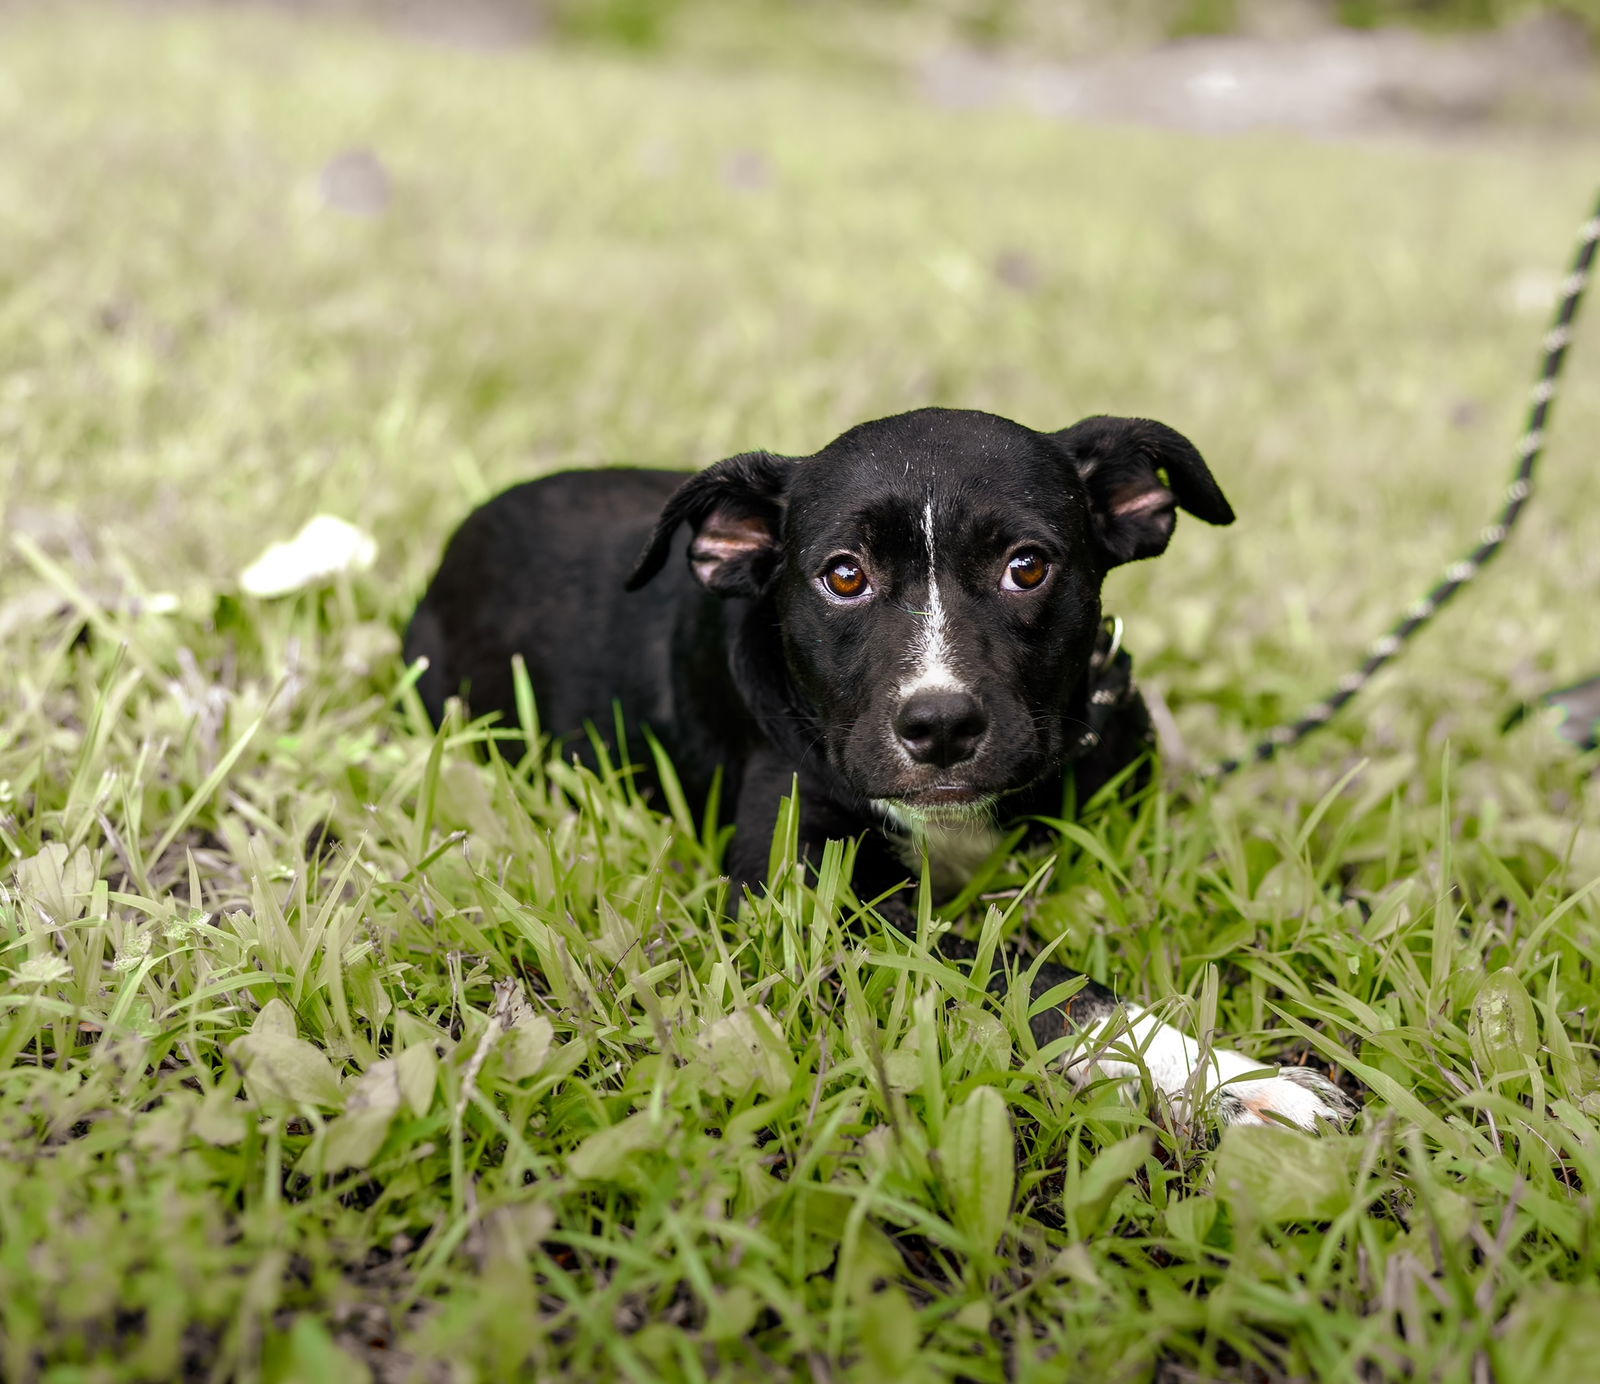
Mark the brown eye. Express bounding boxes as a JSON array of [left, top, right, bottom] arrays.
[[821, 559, 870, 601], [1002, 550, 1049, 592]]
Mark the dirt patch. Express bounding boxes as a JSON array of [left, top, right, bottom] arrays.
[[95, 2, 1600, 138], [922, 11, 1595, 139]]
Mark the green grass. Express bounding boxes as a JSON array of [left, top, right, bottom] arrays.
[[4, 5, 1600, 1380]]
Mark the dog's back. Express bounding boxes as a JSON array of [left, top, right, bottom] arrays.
[[404, 466, 749, 804]]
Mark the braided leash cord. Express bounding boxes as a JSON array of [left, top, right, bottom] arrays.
[[1213, 191, 1600, 779]]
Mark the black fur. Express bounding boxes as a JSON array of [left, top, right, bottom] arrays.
[[405, 406, 1234, 1040]]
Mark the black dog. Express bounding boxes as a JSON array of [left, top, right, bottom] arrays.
[[406, 407, 1354, 1131]]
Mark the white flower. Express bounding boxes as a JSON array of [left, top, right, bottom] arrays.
[[240, 515, 378, 598], [163, 910, 211, 942], [112, 928, 154, 972], [16, 954, 71, 985]]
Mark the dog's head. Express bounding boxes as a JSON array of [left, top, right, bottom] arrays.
[[627, 408, 1233, 818]]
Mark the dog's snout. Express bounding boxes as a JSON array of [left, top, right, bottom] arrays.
[[894, 689, 988, 768]]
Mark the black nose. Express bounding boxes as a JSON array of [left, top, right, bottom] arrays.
[[894, 689, 988, 767]]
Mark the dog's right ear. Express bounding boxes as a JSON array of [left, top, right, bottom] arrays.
[[625, 451, 790, 597], [1053, 415, 1234, 566]]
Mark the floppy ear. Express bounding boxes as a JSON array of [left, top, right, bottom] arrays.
[[1053, 415, 1234, 566], [624, 450, 790, 597]]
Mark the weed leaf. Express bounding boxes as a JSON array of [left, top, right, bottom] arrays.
[[939, 1084, 1014, 1253]]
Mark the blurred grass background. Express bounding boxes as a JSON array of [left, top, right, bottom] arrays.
[[8, 1, 1599, 764], [206, 0, 1600, 60], [5, 2, 1600, 1380]]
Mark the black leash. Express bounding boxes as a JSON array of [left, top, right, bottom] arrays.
[[1213, 190, 1600, 779]]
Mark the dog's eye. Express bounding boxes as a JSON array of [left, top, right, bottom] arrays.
[[821, 559, 871, 601], [1002, 550, 1050, 592]]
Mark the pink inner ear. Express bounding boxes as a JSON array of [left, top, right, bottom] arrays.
[[1108, 484, 1174, 520], [690, 511, 774, 584]]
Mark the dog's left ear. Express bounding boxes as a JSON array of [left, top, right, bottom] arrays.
[[625, 450, 790, 597], [1053, 415, 1235, 566]]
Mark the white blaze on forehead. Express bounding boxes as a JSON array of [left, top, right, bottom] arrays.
[[898, 499, 965, 698]]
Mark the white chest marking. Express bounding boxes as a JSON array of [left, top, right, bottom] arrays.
[[898, 499, 965, 699], [877, 801, 1002, 896]]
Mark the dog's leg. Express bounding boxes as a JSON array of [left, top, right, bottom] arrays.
[[944, 940, 1355, 1132], [723, 747, 882, 895]]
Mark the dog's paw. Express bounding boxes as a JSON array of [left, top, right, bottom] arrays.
[[1212, 1066, 1358, 1133]]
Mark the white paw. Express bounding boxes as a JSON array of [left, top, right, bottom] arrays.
[[1212, 1066, 1357, 1133], [1062, 1005, 1359, 1135]]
